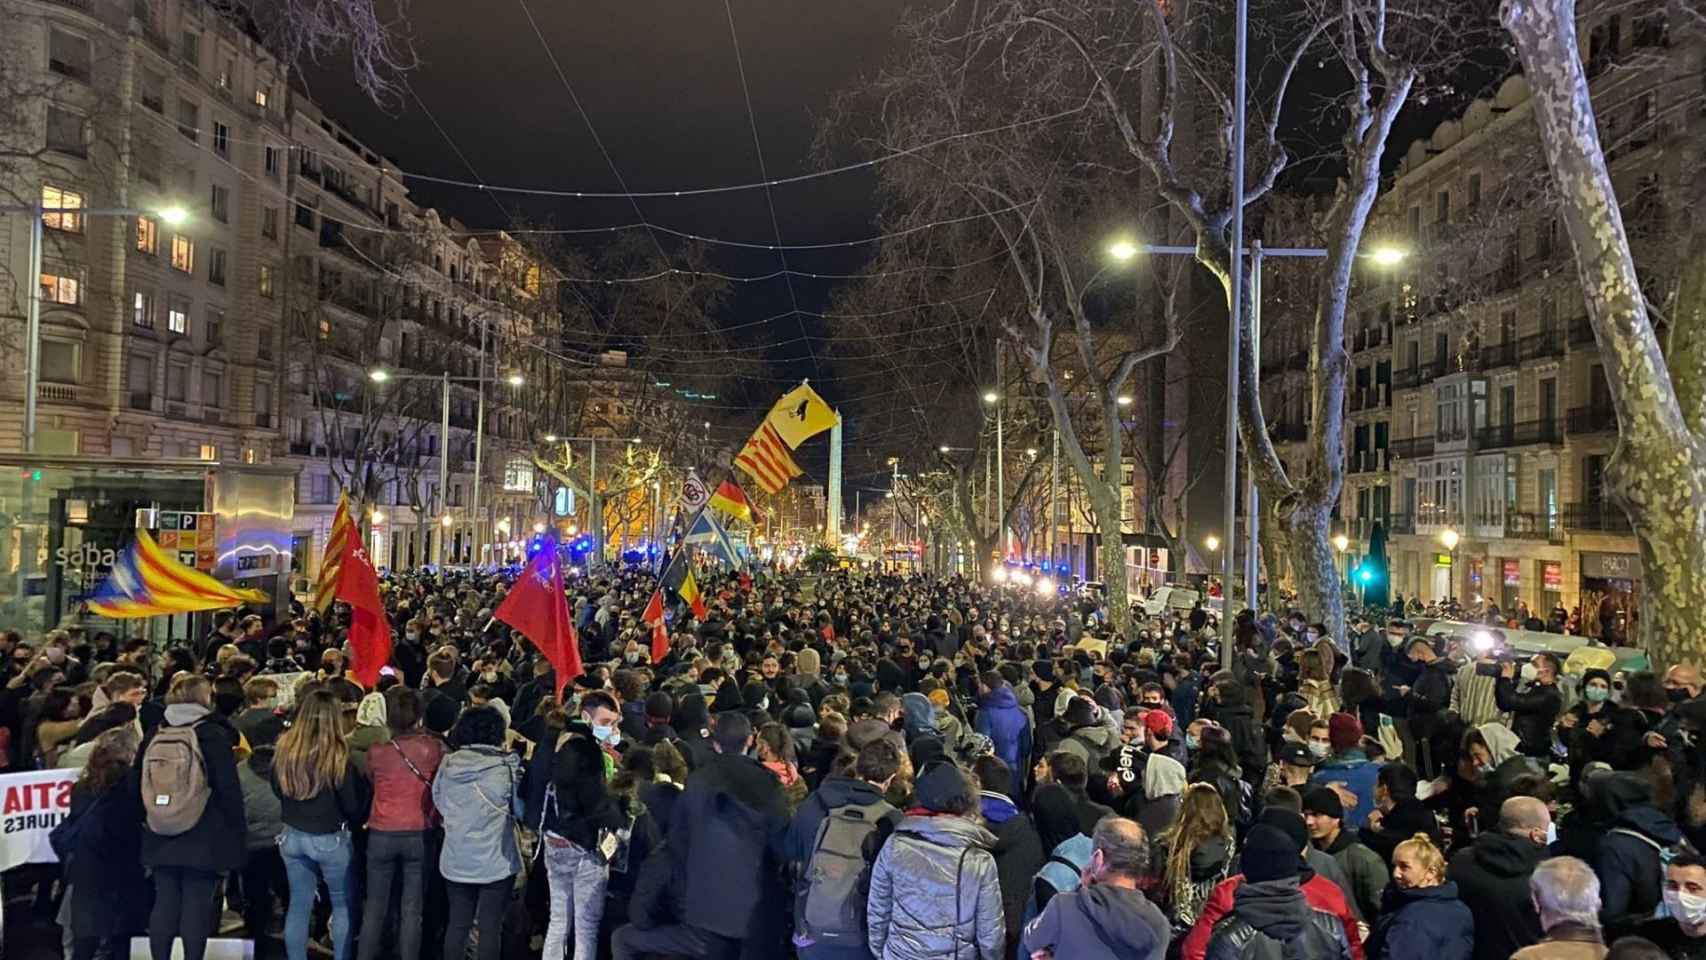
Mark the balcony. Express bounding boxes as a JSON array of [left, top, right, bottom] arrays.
[[1479, 341, 1518, 370], [1350, 383, 1389, 412], [1348, 448, 1389, 474], [1565, 501, 1634, 533], [1392, 366, 1423, 389], [1506, 511, 1564, 543], [37, 383, 85, 404], [1568, 318, 1596, 347], [1387, 513, 1416, 535], [1518, 330, 1566, 361], [1478, 419, 1563, 450], [1352, 325, 1389, 352], [1436, 423, 1469, 444], [1567, 405, 1617, 435], [1388, 435, 1435, 460]]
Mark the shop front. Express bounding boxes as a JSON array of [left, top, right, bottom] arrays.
[[1580, 551, 1641, 644], [0, 455, 295, 643]]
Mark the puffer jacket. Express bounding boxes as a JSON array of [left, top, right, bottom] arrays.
[[238, 745, 284, 850], [432, 745, 523, 884], [1203, 878, 1353, 960], [1363, 881, 1475, 960], [867, 813, 1005, 960], [975, 685, 1032, 796]]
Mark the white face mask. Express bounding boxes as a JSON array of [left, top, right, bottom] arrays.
[[1665, 889, 1706, 927], [1308, 741, 1330, 759], [1520, 663, 1539, 682], [1545, 821, 1557, 846]]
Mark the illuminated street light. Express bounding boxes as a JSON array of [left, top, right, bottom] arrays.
[[1370, 246, 1408, 266], [1204, 535, 1220, 552], [1108, 240, 1139, 262], [506, 373, 525, 387], [1116, 396, 1133, 407], [1036, 577, 1055, 595], [982, 391, 1000, 404], [544, 434, 558, 443], [370, 511, 385, 525], [440, 515, 453, 527], [368, 369, 391, 383], [1332, 533, 1350, 552], [532, 522, 546, 534], [158, 206, 189, 226], [991, 567, 1009, 584], [1440, 528, 1460, 551]]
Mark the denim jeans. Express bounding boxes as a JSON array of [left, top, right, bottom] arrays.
[[358, 830, 427, 960], [542, 835, 608, 960], [281, 827, 357, 960]]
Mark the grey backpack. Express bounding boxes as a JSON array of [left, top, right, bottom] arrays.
[[796, 798, 892, 947], [140, 721, 210, 836]]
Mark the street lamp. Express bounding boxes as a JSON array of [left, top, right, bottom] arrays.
[[1370, 246, 1408, 267], [1440, 528, 1460, 603], [1107, 240, 1139, 262], [1116, 395, 1133, 407], [1332, 533, 1350, 553], [1205, 534, 1221, 553], [983, 390, 1006, 555], [506, 373, 525, 387], [7, 200, 189, 451]]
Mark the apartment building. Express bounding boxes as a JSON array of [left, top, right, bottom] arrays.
[[1, 0, 289, 463], [1261, 9, 1691, 636]]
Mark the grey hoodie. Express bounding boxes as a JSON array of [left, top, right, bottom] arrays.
[[432, 745, 523, 884], [1020, 883, 1169, 960]]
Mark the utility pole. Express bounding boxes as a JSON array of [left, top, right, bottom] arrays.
[[1221, 0, 1250, 668]]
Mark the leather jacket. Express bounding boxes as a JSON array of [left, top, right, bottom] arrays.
[[1204, 878, 1352, 960]]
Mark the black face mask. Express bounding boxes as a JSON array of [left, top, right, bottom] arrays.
[[1670, 687, 1692, 704]]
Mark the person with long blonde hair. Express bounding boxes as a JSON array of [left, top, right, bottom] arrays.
[[1159, 783, 1235, 935], [1365, 833, 1474, 960], [272, 689, 371, 960]]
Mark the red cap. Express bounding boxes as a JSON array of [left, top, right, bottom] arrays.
[[1328, 712, 1364, 754], [1144, 708, 1174, 739]]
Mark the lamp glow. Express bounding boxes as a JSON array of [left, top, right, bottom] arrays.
[[1370, 246, 1408, 266], [1204, 535, 1220, 552], [1117, 396, 1133, 407], [506, 373, 525, 387], [368, 369, 391, 382], [982, 391, 1000, 404], [1440, 528, 1460, 550], [1332, 533, 1350, 552], [991, 567, 1008, 584], [157, 206, 189, 226], [1108, 240, 1139, 262]]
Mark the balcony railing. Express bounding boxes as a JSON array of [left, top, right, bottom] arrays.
[[1518, 330, 1566, 361], [1352, 325, 1389, 352], [1479, 341, 1518, 370], [1436, 423, 1469, 443], [1567, 405, 1617, 434], [1506, 511, 1564, 542], [1478, 419, 1563, 450], [1564, 501, 1633, 533], [1389, 435, 1435, 460], [1261, 350, 1309, 378], [1387, 513, 1416, 535], [1392, 366, 1423, 389]]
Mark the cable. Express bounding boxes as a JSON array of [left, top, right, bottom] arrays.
[[722, 0, 813, 372]]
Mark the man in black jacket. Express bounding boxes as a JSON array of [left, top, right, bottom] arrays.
[[667, 711, 790, 960], [1207, 674, 1268, 788], [1494, 654, 1564, 759], [1446, 795, 1551, 960], [1401, 637, 1454, 777], [1021, 816, 1170, 960]]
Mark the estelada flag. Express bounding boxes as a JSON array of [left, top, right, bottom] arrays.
[[765, 383, 837, 449], [709, 480, 760, 526], [492, 545, 582, 699], [85, 528, 268, 618], [337, 539, 391, 689], [734, 421, 802, 495], [642, 588, 670, 663], [312, 493, 355, 614]]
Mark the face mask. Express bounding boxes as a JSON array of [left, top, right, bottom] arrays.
[[1545, 821, 1558, 846], [1308, 741, 1330, 759], [626, 652, 644, 663], [1670, 687, 1692, 703], [1387, 634, 1404, 648], [1185, 734, 1200, 751], [833, 673, 848, 685], [758, 697, 770, 712], [1666, 889, 1706, 926], [1520, 663, 1538, 682], [1477, 762, 1495, 777], [1585, 686, 1610, 703], [590, 723, 619, 745], [405, 631, 419, 642]]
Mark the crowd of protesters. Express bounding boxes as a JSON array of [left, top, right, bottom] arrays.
[[3, 559, 1706, 960]]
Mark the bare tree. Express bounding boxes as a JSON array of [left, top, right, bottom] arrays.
[[1500, 0, 1706, 663]]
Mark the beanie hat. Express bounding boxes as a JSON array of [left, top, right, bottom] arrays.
[[1064, 696, 1096, 727], [1241, 824, 1300, 883], [1302, 786, 1344, 820], [423, 694, 460, 735], [1032, 659, 1055, 683], [1258, 808, 1310, 854], [1581, 668, 1613, 691], [1144, 709, 1174, 739], [1328, 712, 1364, 754], [912, 760, 972, 813], [782, 702, 816, 730], [927, 688, 951, 710], [909, 735, 946, 770], [796, 648, 821, 677]]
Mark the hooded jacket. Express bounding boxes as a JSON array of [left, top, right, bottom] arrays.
[[784, 774, 900, 867], [975, 685, 1032, 796], [1183, 868, 1363, 960], [431, 745, 524, 884], [867, 813, 1005, 960], [901, 692, 937, 742], [1057, 722, 1116, 768], [978, 790, 1045, 952], [1363, 881, 1475, 960], [1020, 882, 1170, 960], [1595, 773, 1684, 923], [1202, 877, 1354, 960], [1210, 684, 1268, 786], [1445, 830, 1546, 960], [136, 702, 246, 873], [670, 749, 790, 938]]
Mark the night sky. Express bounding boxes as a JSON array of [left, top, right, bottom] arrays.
[[303, 0, 930, 423]]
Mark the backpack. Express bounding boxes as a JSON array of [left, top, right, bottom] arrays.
[[796, 797, 893, 947], [140, 720, 211, 836], [1609, 827, 1698, 920], [49, 790, 106, 862]]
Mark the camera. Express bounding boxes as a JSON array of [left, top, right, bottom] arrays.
[[1468, 630, 1518, 677]]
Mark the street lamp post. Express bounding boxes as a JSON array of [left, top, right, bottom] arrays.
[[5, 202, 187, 451], [983, 389, 1004, 556], [549, 435, 641, 567], [1440, 528, 1460, 604]]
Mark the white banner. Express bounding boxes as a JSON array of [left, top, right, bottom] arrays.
[[0, 768, 76, 872], [679, 471, 710, 513]]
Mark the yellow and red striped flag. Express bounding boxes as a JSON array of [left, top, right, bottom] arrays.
[[313, 493, 355, 613], [86, 529, 268, 618], [734, 421, 803, 494]]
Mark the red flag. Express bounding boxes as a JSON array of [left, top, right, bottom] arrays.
[[336, 540, 392, 689], [642, 588, 670, 664], [493, 547, 582, 699]]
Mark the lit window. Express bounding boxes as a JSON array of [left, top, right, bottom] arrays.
[[41, 185, 84, 232], [167, 296, 189, 333], [254, 88, 268, 109], [199, 444, 218, 461], [133, 291, 155, 328], [258, 263, 275, 298], [136, 216, 159, 254], [40, 264, 83, 305], [171, 234, 194, 273]]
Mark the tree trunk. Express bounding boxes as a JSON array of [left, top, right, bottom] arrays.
[[1283, 503, 1341, 641], [1503, 0, 1706, 666], [1088, 481, 1132, 636]]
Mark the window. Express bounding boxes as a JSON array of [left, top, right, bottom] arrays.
[[1500, 309, 1517, 344], [167, 295, 189, 334], [309, 473, 332, 504], [179, 31, 200, 69], [218, 58, 234, 91], [1467, 172, 1482, 210], [166, 362, 187, 401], [254, 88, 269, 109], [210, 184, 229, 223], [40, 340, 79, 384], [132, 291, 155, 328], [212, 121, 229, 157], [208, 247, 226, 286], [255, 381, 273, 427], [205, 308, 223, 346], [261, 206, 278, 240], [202, 370, 222, 407], [258, 263, 275, 299], [264, 145, 281, 178], [257, 324, 274, 360], [170, 234, 194, 272], [48, 29, 91, 82], [295, 203, 315, 230], [46, 106, 86, 156], [39, 262, 83, 305], [177, 99, 198, 141], [199, 444, 218, 461], [1435, 189, 1451, 223], [139, 69, 165, 113], [134, 140, 161, 186], [128, 355, 154, 409], [1407, 206, 1421, 238], [41, 185, 84, 232]]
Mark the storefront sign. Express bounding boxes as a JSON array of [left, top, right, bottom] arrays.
[[1435, 553, 1452, 566], [1503, 559, 1521, 587], [1581, 552, 1642, 580], [1543, 562, 1563, 590], [0, 769, 75, 871]]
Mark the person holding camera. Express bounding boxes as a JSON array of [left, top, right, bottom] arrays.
[[1492, 653, 1563, 760]]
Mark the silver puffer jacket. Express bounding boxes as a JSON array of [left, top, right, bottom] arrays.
[[866, 813, 1004, 960]]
